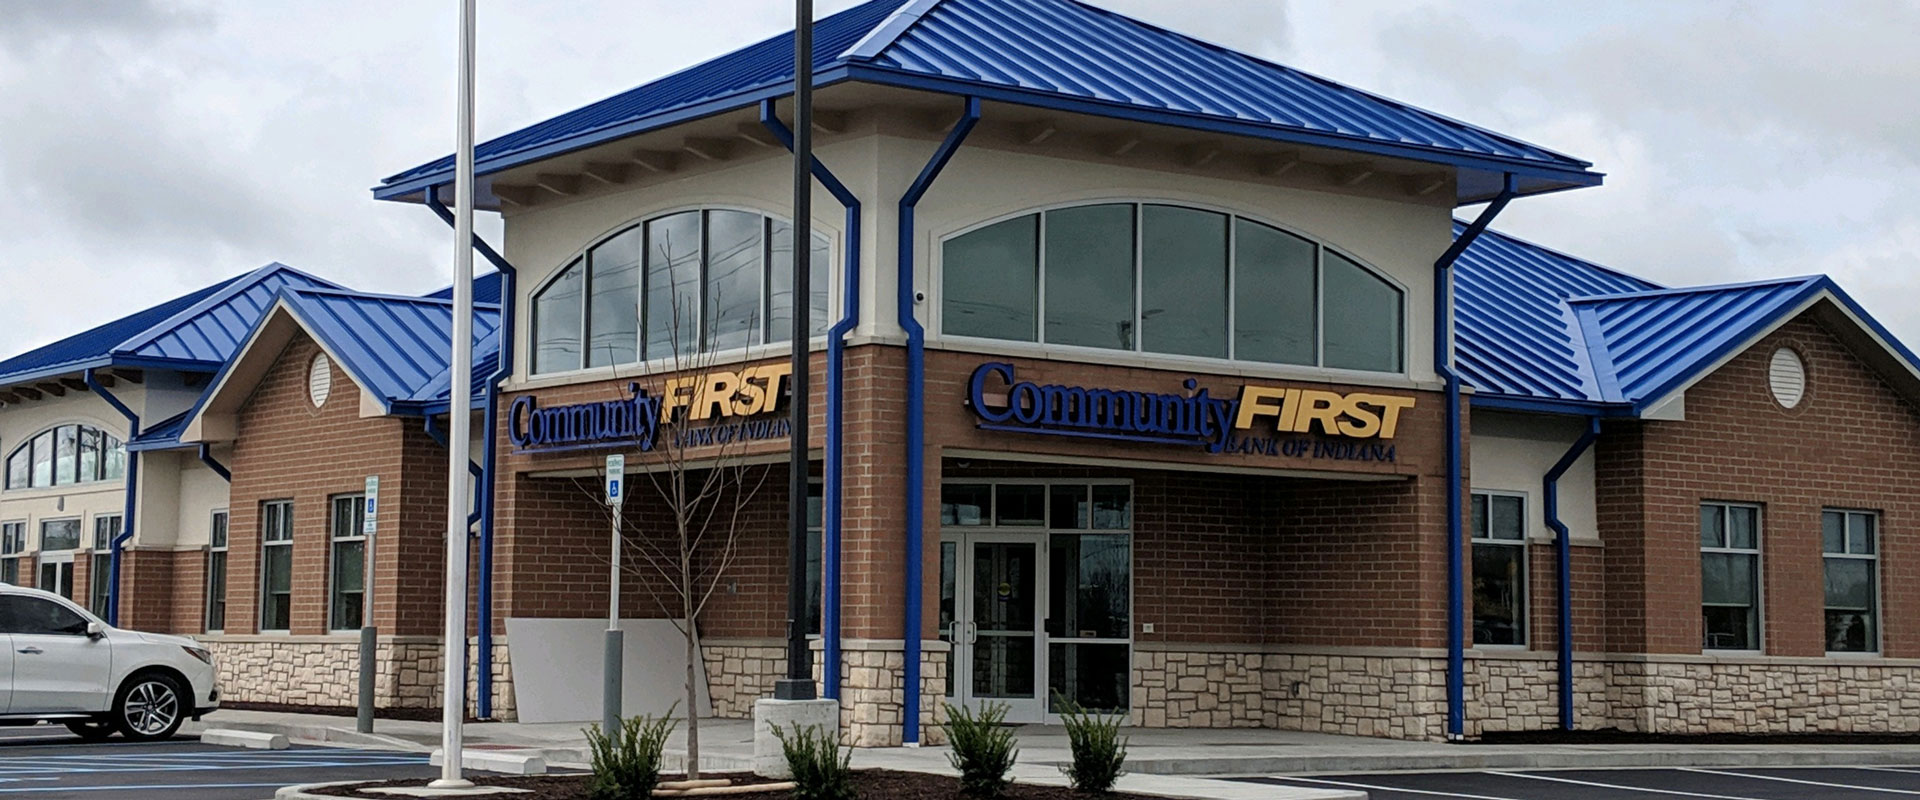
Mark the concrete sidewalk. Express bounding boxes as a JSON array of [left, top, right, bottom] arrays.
[[197, 709, 1920, 796]]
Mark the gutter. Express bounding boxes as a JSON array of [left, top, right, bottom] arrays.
[[760, 99, 862, 700], [428, 187, 517, 719], [197, 443, 232, 482], [84, 369, 138, 627], [423, 414, 485, 529], [899, 97, 979, 745], [1436, 173, 1517, 741], [1543, 417, 1601, 731]]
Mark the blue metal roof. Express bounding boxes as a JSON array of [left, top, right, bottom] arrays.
[[126, 410, 192, 452], [375, 0, 1600, 205], [0, 263, 340, 390], [1454, 224, 1659, 405], [277, 288, 501, 415], [424, 271, 504, 305]]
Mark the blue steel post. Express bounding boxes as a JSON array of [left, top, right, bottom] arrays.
[[1544, 417, 1602, 731], [85, 369, 138, 627], [429, 186, 517, 718], [1435, 173, 1517, 740], [761, 99, 861, 699], [898, 97, 979, 745]]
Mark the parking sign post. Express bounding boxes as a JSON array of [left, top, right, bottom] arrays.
[[602, 453, 625, 738], [358, 476, 380, 734]]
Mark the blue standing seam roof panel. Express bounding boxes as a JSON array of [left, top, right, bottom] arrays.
[[0, 277, 240, 386], [1571, 277, 1826, 407], [127, 410, 192, 451], [424, 271, 505, 305], [278, 288, 501, 413], [376, 0, 1597, 198]]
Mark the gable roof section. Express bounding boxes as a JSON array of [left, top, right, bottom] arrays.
[[276, 288, 501, 415], [424, 271, 505, 305], [1454, 224, 1660, 406], [0, 263, 341, 390], [374, 0, 1600, 205]]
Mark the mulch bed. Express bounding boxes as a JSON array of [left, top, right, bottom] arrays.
[[1479, 728, 1920, 745], [309, 770, 1156, 799]]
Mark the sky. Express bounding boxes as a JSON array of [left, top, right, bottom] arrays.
[[0, 0, 1915, 359]]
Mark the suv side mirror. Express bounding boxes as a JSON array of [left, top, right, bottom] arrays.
[[85, 621, 104, 639]]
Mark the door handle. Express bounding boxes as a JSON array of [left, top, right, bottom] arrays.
[[966, 621, 978, 645], [16, 646, 42, 655]]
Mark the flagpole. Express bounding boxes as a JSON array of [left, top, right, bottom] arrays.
[[775, 0, 816, 703], [430, 0, 477, 788]]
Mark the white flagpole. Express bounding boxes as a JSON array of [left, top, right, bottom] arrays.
[[430, 0, 477, 789]]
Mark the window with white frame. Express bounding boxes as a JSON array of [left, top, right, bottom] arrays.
[[1822, 509, 1878, 653], [4, 424, 126, 491], [1700, 502, 1761, 651], [531, 209, 831, 375], [939, 203, 1405, 372], [260, 500, 294, 631], [0, 521, 23, 584], [40, 518, 79, 552], [89, 515, 120, 618], [206, 510, 228, 632], [1470, 493, 1526, 646], [329, 495, 366, 631]]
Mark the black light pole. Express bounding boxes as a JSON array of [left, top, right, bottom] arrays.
[[775, 0, 816, 702]]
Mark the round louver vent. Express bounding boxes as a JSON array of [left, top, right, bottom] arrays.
[[308, 353, 333, 408], [1768, 347, 1805, 409]]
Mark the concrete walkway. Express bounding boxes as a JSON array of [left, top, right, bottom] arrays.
[[195, 709, 1920, 797]]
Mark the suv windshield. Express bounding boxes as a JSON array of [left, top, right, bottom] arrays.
[[0, 594, 91, 635]]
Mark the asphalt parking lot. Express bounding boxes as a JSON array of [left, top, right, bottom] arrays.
[[0, 724, 433, 798], [1248, 766, 1920, 798]]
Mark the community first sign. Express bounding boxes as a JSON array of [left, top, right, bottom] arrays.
[[966, 361, 1416, 463], [508, 364, 794, 453]]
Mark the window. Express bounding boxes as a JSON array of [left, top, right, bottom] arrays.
[[260, 501, 294, 631], [330, 495, 366, 631], [0, 521, 23, 584], [1471, 493, 1527, 646], [40, 518, 80, 552], [1823, 510, 1878, 653], [89, 515, 120, 618], [0, 594, 90, 636], [939, 203, 1405, 371], [4, 424, 125, 490], [531, 209, 830, 374], [206, 511, 228, 632], [1700, 503, 1761, 650]]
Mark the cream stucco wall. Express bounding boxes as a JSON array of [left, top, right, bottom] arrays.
[[1468, 408, 1599, 543], [498, 118, 1455, 393]]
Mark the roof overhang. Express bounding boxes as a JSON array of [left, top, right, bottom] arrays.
[[372, 67, 1602, 209], [180, 299, 393, 445]]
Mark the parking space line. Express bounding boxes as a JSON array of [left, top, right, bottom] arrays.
[[1487, 770, 1769, 799], [1865, 767, 1920, 776], [1681, 767, 1920, 795], [0, 782, 293, 794], [1261, 776, 1530, 799]]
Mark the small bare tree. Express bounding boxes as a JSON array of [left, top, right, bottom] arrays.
[[584, 238, 778, 779]]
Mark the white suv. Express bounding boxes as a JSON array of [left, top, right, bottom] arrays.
[[0, 583, 218, 741]]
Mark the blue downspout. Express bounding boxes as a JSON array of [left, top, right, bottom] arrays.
[[761, 99, 861, 700], [900, 97, 980, 745], [429, 186, 515, 718], [1544, 417, 1601, 732], [423, 414, 485, 528], [85, 369, 138, 627], [197, 443, 232, 483], [1437, 174, 1517, 740]]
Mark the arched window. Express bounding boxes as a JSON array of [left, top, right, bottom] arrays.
[[4, 424, 125, 491], [531, 209, 830, 375], [939, 203, 1405, 373]]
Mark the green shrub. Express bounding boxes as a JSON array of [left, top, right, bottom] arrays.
[[583, 706, 678, 800], [942, 702, 1019, 799], [771, 722, 854, 800], [1055, 694, 1128, 794]]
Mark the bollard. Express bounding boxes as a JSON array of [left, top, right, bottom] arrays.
[[602, 628, 623, 737], [358, 625, 377, 733]]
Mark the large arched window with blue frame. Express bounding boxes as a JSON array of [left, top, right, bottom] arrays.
[[938, 202, 1405, 373], [4, 424, 126, 491], [530, 208, 832, 376]]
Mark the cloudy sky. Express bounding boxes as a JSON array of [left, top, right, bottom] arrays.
[[1, 0, 1914, 358]]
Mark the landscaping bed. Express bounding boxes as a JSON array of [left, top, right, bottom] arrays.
[[306, 770, 1164, 799]]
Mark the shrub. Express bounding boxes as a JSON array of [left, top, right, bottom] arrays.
[[583, 706, 679, 800], [771, 722, 854, 800], [1055, 694, 1128, 794], [943, 701, 1019, 799]]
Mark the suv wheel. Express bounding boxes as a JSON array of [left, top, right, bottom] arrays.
[[112, 674, 186, 741], [65, 720, 115, 741]]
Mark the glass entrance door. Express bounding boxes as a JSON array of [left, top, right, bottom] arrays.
[[940, 481, 1133, 724], [37, 557, 73, 600]]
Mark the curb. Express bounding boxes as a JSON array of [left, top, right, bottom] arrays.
[[192, 720, 426, 752], [1102, 746, 1920, 776], [276, 782, 358, 799]]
